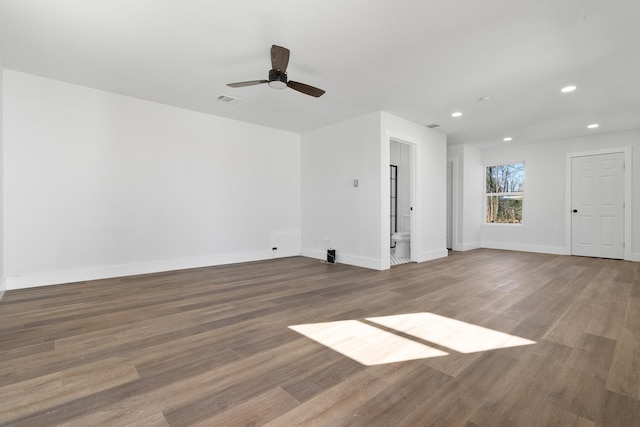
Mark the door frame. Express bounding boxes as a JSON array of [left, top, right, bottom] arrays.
[[383, 137, 418, 268], [565, 147, 632, 260], [446, 158, 459, 250]]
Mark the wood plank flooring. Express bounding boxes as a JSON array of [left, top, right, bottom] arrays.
[[0, 249, 639, 426]]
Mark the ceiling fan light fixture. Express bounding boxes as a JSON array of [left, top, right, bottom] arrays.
[[268, 80, 287, 89], [268, 68, 288, 89]]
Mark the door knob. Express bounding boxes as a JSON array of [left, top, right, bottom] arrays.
[[572, 209, 578, 213]]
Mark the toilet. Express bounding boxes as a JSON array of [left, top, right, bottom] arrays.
[[392, 232, 410, 258], [392, 214, 411, 258]]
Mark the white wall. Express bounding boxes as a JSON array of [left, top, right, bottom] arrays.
[[481, 130, 640, 260], [381, 112, 448, 264], [450, 129, 640, 261], [448, 144, 483, 251], [0, 62, 5, 299], [300, 112, 448, 270], [480, 140, 567, 254], [3, 71, 301, 289], [301, 112, 383, 269]]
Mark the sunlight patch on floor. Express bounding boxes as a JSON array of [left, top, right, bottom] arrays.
[[367, 312, 536, 353], [289, 320, 448, 366], [290, 313, 536, 366]]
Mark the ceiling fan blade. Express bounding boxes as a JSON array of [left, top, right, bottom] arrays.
[[227, 80, 268, 88], [287, 81, 325, 97], [271, 45, 290, 72]]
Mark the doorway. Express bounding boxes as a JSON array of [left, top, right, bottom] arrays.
[[389, 139, 414, 265], [570, 152, 624, 259], [390, 164, 398, 249]]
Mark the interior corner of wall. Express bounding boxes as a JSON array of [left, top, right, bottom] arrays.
[[416, 249, 448, 263], [0, 277, 7, 300], [460, 241, 482, 251]]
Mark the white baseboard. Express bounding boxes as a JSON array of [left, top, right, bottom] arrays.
[[5, 249, 299, 291], [300, 248, 327, 262], [0, 277, 6, 301], [338, 253, 386, 270], [482, 242, 639, 262], [9, 245, 635, 292], [301, 248, 449, 270], [301, 248, 386, 270], [456, 241, 482, 251], [415, 249, 449, 263], [481, 241, 569, 255]]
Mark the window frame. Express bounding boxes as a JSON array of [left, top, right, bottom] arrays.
[[484, 161, 525, 225]]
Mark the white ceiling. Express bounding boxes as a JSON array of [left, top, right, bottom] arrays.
[[1, 0, 639, 148]]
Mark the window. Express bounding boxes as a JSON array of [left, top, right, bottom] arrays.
[[485, 162, 524, 224]]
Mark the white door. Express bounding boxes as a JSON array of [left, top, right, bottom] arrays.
[[571, 152, 624, 259]]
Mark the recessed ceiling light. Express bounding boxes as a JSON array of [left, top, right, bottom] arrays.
[[561, 85, 577, 93], [451, 112, 462, 117], [503, 137, 513, 142], [587, 123, 599, 129]]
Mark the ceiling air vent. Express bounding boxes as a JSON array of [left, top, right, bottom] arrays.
[[425, 124, 440, 129], [216, 94, 242, 105]]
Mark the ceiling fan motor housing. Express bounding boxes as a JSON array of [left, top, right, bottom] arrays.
[[268, 69, 288, 89]]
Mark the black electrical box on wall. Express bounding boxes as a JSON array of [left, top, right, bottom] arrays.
[[327, 249, 336, 264]]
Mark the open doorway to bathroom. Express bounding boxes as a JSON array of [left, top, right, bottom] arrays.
[[390, 164, 398, 249], [390, 140, 414, 266]]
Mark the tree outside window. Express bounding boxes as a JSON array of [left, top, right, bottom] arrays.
[[485, 162, 524, 224]]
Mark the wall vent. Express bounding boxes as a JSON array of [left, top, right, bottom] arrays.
[[216, 94, 242, 105]]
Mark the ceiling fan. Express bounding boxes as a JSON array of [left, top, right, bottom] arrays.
[[227, 45, 325, 98]]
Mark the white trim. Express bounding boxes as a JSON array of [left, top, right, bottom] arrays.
[[459, 241, 482, 251], [565, 146, 632, 261], [409, 142, 418, 263], [482, 241, 567, 255], [389, 137, 419, 264], [301, 248, 385, 270], [381, 130, 391, 270], [447, 158, 461, 250], [416, 248, 449, 263], [483, 161, 525, 225], [383, 133, 421, 271], [5, 250, 298, 290]]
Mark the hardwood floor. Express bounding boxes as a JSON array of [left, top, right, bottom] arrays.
[[0, 249, 639, 426]]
